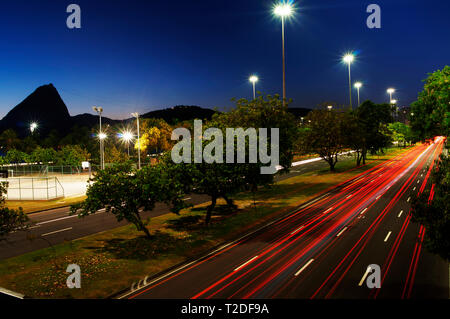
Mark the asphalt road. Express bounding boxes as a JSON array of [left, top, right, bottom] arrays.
[[121, 138, 448, 299], [0, 153, 355, 260]]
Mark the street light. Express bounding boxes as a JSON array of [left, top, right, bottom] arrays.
[[343, 53, 355, 109], [390, 99, 397, 105], [249, 75, 259, 100], [327, 105, 333, 111], [387, 88, 395, 103], [92, 106, 105, 170], [30, 122, 38, 134], [354, 82, 362, 106], [119, 130, 134, 156], [273, 2, 294, 106], [131, 112, 141, 169]]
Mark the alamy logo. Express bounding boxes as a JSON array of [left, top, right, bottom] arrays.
[[359, 264, 381, 289], [66, 264, 81, 289], [366, 4, 381, 29], [66, 4, 81, 29], [171, 120, 279, 174]]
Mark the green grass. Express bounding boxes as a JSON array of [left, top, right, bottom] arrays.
[[0, 146, 412, 299], [6, 195, 87, 214]]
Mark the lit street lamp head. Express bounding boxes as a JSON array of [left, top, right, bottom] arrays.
[[120, 131, 134, 143], [30, 122, 38, 133], [92, 106, 103, 114], [274, 3, 294, 17], [387, 88, 395, 94], [343, 53, 354, 64], [390, 99, 398, 104], [354, 82, 362, 89], [98, 132, 107, 140], [249, 75, 259, 83]]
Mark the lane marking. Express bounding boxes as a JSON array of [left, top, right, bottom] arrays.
[[234, 256, 259, 272], [413, 187, 416, 191], [384, 231, 392, 242], [376, 195, 381, 200], [407, 197, 411, 202], [360, 208, 368, 215], [290, 226, 304, 235], [417, 180, 420, 184], [294, 259, 315, 276], [183, 197, 191, 201], [336, 227, 348, 237], [346, 194, 352, 199], [359, 266, 373, 286], [41, 227, 72, 237], [36, 215, 78, 225], [323, 207, 334, 214], [398, 210, 404, 218]]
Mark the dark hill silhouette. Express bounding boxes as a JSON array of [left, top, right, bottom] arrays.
[[140, 105, 217, 124], [0, 84, 72, 137], [71, 113, 120, 128]]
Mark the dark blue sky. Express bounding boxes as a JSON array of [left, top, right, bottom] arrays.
[[0, 0, 449, 119]]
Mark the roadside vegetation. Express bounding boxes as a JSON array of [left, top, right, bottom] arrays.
[[0, 146, 410, 298], [0, 65, 447, 297]]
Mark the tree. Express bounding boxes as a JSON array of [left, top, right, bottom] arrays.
[[299, 109, 347, 171], [5, 149, 28, 164], [347, 101, 393, 166], [136, 119, 173, 156], [411, 154, 450, 261], [30, 147, 58, 164], [167, 94, 297, 224], [104, 145, 129, 164], [410, 66, 450, 140], [388, 122, 413, 148], [0, 182, 28, 240], [71, 162, 188, 238], [55, 145, 90, 166], [0, 129, 21, 152]]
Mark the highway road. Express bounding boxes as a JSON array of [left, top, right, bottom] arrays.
[[121, 138, 448, 299], [0, 153, 355, 260]]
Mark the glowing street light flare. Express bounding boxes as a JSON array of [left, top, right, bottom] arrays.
[[387, 88, 395, 103], [249, 75, 259, 100], [343, 53, 355, 108], [273, 2, 295, 106], [30, 122, 38, 133], [119, 130, 134, 155], [92, 106, 105, 169], [274, 3, 294, 17], [354, 82, 363, 106], [98, 132, 107, 140], [390, 99, 397, 104]]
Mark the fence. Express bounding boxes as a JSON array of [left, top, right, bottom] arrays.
[[0, 165, 89, 178], [2, 177, 65, 200]]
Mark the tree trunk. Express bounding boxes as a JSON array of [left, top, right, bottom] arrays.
[[222, 195, 237, 210], [205, 196, 217, 225]]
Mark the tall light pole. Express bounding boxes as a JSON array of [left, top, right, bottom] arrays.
[[249, 75, 259, 100], [92, 106, 105, 170], [343, 53, 354, 109], [131, 113, 141, 169], [387, 88, 395, 103], [354, 82, 362, 107], [274, 2, 294, 106]]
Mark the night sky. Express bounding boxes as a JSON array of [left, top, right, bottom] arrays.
[[0, 0, 449, 119]]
